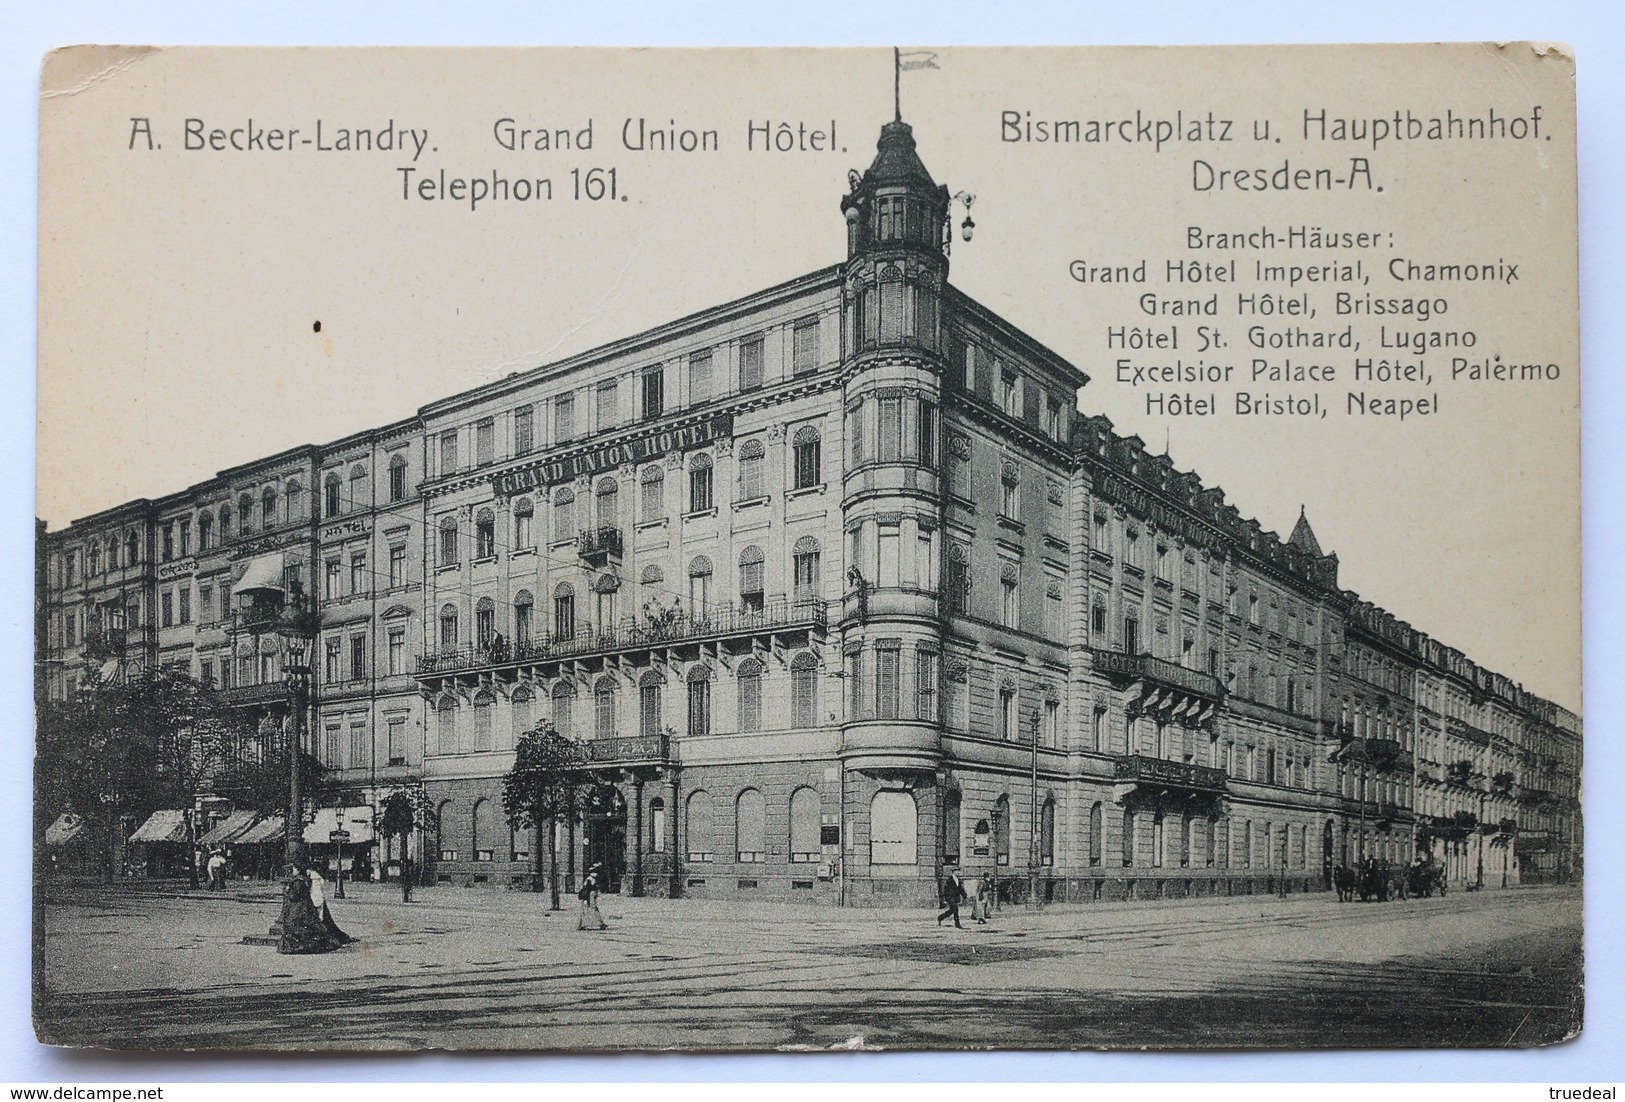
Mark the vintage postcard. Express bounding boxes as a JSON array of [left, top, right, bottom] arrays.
[[34, 44, 1581, 1051]]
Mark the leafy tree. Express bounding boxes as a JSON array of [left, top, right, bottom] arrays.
[[501, 722, 585, 910], [379, 784, 437, 902], [36, 667, 253, 884]]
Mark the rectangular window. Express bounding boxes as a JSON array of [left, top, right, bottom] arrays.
[[439, 430, 459, 474], [916, 650, 938, 721], [850, 405, 865, 464], [876, 646, 901, 719], [160, 590, 174, 628], [1002, 578, 1019, 627], [877, 524, 901, 587], [471, 420, 493, 467], [878, 397, 903, 460], [387, 718, 406, 766], [350, 635, 366, 681], [1043, 699, 1060, 748], [1046, 397, 1064, 438], [389, 545, 406, 588], [553, 392, 575, 442], [350, 551, 366, 596], [688, 350, 713, 404], [388, 628, 405, 675], [389, 457, 407, 501], [917, 399, 936, 465], [199, 585, 213, 624], [1001, 371, 1019, 416], [325, 560, 341, 600], [324, 725, 341, 767], [348, 723, 367, 769], [792, 318, 819, 375], [324, 639, 341, 683], [739, 335, 764, 391], [179, 519, 191, 557], [596, 380, 619, 431], [199, 659, 214, 687], [178, 586, 191, 625], [513, 406, 534, 456], [641, 366, 664, 420]]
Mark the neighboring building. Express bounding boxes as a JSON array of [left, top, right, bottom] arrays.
[[37, 118, 1581, 904]]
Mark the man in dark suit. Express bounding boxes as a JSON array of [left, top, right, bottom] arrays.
[[937, 869, 967, 928]]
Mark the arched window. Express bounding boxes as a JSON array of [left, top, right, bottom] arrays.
[[1000, 461, 1020, 519], [738, 545, 765, 613], [474, 508, 495, 559], [349, 463, 367, 504], [323, 475, 341, 519], [239, 493, 256, 534], [434, 695, 457, 756], [685, 790, 713, 861], [438, 515, 458, 568], [553, 582, 576, 638], [688, 555, 713, 614], [792, 536, 821, 603], [511, 684, 534, 745], [878, 265, 904, 344], [475, 597, 495, 647], [791, 652, 818, 728], [216, 508, 230, 544], [687, 664, 712, 736], [650, 797, 667, 853], [1089, 801, 1104, 867], [552, 681, 576, 736], [640, 465, 665, 521], [640, 564, 665, 588], [788, 787, 822, 863], [595, 476, 619, 529], [513, 590, 534, 647], [870, 790, 918, 866], [105, 537, 120, 571], [87, 542, 101, 576], [737, 438, 766, 500], [552, 487, 576, 544], [594, 677, 616, 738], [439, 604, 459, 649], [792, 425, 822, 490], [471, 799, 494, 861], [736, 788, 766, 862], [736, 659, 762, 732], [993, 794, 1011, 866], [435, 800, 453, 861], [688, 453, 714, 512], [286, 480, 303, 521], [472, 690, 494, 751], [639, 670, 664, 736], [1152, 809, 1166, 868], [512, 498, 534, 550], [388, 453, 408, 502], [1122, 808, 1136, 867], [1041, 797, 1056, 867], [196, 514, 212, 553], [260, 486, 277, 530]]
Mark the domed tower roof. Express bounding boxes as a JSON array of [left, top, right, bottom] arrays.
[[840, 119, 951, 260], [864, 120, 939, 190]]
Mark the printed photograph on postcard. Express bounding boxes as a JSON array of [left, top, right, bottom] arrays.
[[33, 44, 1582, 1051]]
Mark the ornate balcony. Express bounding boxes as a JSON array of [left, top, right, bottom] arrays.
[[579, 526, 624, 566], [218, 682, 289, 708], [1332, 736, 1414, 773], [1093, 649, 1224, 727], [1112, 754, 1227, 804], [415, 595, 827, 681], [580, 733, 672, 769]]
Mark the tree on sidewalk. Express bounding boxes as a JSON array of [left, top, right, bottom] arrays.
[[379, 784, 437, 902], [501, 722, 585, 910]]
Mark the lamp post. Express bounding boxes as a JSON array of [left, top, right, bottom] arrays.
[[283, 638, 309, 870]]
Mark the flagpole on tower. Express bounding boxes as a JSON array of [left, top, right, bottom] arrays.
[[894, 46, 902, 122]]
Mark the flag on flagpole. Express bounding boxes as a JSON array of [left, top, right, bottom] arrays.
[[898, 50, 939, 71]]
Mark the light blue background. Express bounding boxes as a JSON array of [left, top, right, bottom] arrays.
[[5, 0, 1619, 1083]]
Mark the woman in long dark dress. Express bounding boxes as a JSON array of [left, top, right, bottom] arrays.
[[277, 869, 341, 954], [308, 864, 355, 945]]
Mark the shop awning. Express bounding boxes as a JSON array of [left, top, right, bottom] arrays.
[[129, 809, 190, 844], [303, 806, 376, 845], [234, 815, 285, 846], [44, 813, 85, 847], [198, 809, 259, 846], [236, 551, 287, 596]]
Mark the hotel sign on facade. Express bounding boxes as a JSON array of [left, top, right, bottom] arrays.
[[490, 413, 734, 500]]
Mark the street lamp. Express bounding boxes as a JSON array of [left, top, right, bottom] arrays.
[[283, 637, 310, 870]]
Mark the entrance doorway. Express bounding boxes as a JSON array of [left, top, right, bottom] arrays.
[[1322, 819, 1336, 889], [581, 784, 627, 893]]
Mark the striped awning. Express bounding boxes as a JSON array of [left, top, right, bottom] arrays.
[[235, 552, 287, 596], [234, 815, 285, 846], [44, 813, 85, 847], [129, 809, 190, 844], [198, 809, 259, 846]]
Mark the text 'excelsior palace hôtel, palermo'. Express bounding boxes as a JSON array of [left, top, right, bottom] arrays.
[[37, 117, 1580, 907]]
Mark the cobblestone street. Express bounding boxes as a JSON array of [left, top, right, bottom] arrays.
[[34, 881, 1582, 1051]]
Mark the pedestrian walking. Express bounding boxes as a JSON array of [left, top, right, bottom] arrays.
[[578, 864, 607, 931], [972, 876, 993, 924], [207, 850, 227, 891], [937, 869, 967, 928]]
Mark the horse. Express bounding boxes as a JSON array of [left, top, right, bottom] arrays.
[[1333, 863, 1357, 903]]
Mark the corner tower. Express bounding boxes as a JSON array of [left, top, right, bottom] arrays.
[[837, 120, 953, 903]]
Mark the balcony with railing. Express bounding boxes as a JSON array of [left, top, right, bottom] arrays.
[[218, 681, 289, 708], [1113, 754, 1227, 795], [578, 526, 624, 566], [579, 733, 672, 769], [415, 595, 828, 679]]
